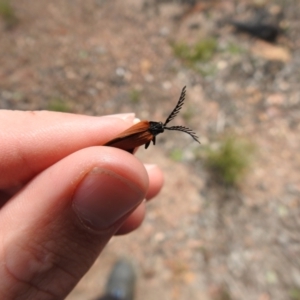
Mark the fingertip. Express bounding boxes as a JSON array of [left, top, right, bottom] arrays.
[[114, 201, 146, 235], [105, 113, 135, 123], [144, 164, 164, 200]]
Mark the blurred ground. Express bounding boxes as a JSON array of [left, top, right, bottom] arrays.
[[1, 0, 300, 299]]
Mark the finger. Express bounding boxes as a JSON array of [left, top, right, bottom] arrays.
[[0, 110, 134, 190], [115, 201, 146, 235], [115, 164, 164, 235], [0, 147, 148, 299], [144, 164, 164, 200]]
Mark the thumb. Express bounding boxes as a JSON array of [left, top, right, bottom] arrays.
[[0, 147, 148, 299]]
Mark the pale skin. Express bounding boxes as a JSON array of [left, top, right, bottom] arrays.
[[0, 110, 164, 299]]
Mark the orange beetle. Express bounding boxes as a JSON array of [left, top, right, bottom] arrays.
[[105, 86, 200, 153]]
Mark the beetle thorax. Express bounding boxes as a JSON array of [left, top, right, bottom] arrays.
[[149, 121, 164, 136]]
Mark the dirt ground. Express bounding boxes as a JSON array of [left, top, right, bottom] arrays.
[[1, 0, 300, 299]]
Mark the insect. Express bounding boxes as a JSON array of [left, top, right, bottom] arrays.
[[105, 86, 200, 153]]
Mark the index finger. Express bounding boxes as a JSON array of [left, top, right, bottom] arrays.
[[0, 110, 134, 189]]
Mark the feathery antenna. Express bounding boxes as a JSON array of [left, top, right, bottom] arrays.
[[163, 86, 200, 143], [164, 86, 186, 126], [164, 125, 200, 144]]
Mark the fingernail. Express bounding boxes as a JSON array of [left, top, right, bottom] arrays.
[[144, 164, 157, 171], [72, 167, 145, 231], [133, 118, 141, 124], [107, 113, 135, 121]]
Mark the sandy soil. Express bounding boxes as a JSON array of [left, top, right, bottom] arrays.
[[1, 1, 300, 299]]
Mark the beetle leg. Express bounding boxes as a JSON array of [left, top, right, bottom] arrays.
[[145, 141, 151, 149], [152, 136, 156, 145]]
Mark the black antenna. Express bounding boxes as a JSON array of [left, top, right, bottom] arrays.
[[162, 86, 200, 144], [164, 86, 186, 126], [164, 125, 200, 143]]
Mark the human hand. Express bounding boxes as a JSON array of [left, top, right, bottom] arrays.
[[0, 110, 164, 299]]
